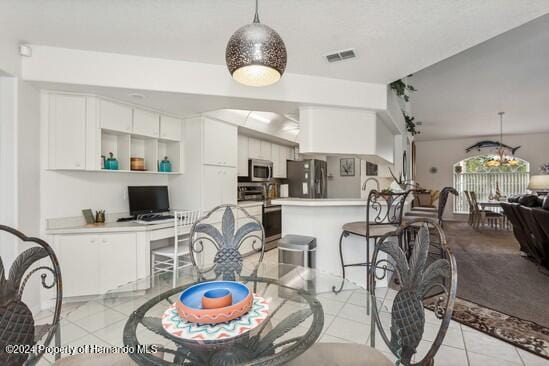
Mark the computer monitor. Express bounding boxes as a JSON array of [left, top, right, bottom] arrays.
[[128, 186, 170, 216]]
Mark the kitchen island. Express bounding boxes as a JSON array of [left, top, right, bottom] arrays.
[[271, 198, 395, 288]]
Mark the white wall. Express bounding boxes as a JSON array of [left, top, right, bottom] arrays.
[[17, 81, 40, 235], [416, 132, 549, 219], [326, 156, 361, 199], [0, 77, 18, 267], [0, 36, 20, 77], [40, 171, 169, 221]]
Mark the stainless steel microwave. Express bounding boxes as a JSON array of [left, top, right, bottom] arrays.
[[248, 159, 273, 182]]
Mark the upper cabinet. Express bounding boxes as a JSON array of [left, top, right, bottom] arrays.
[[248, 137, 272, 160], [100, 99, 132, 133], [160, 115, 182, 141], [203, 118, 237, 167], [237, 135, 249, 177], [238, 133, 295, 178], [133, 109, 160, 138], [45, 92, 184, 174], [260, 140, 272, 160], [248, 137, 261, 159], [47, 93, 87, 170]]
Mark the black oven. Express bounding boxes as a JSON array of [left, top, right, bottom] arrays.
[[263, 205, 281, 250]]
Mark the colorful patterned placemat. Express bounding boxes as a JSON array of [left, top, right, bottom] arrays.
[[162, 295, 269, 341]]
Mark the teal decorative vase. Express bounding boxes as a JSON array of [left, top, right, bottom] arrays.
[[159, 156, 172, 172], [104, 152, 119, 170]]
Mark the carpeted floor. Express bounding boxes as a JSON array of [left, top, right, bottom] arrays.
[[444, 221, 549, 327]]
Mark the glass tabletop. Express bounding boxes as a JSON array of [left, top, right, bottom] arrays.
[[110, 262, 363, 365], [56, 259, 403, 365]]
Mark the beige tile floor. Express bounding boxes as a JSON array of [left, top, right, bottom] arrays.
[[35, 249, 548, 366]]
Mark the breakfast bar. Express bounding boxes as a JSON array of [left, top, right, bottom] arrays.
[[271, 198, 391, 288]]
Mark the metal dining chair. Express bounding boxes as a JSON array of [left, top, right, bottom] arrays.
[[405, 187, 458, 227], [289, 219, 457, 366], [189, 204, 265, 281], [0, 225, 62, 366]]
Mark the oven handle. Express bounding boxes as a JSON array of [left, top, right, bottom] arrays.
[[264, 206, 281, 213]]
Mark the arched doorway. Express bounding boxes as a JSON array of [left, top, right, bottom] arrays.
[[453, 155, 530, 213]]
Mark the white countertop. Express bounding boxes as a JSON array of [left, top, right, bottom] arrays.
[[46, 220, 178, 235], [271, 198, 369, 207], [46, 202, 263, 235]]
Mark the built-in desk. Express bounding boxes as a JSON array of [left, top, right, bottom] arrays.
[[43, 202, 263, 301]]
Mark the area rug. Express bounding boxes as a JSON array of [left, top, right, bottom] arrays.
[[439, 222, 549, 359], [426, 297, 549, 360]]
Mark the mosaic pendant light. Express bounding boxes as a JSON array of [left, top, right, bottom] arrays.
[[226, 0, 287, 87]]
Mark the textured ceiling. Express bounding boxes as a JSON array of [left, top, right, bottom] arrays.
[[411, 14, 549, 141], [2, 0, 549, 83]]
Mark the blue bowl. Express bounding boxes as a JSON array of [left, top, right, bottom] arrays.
[[179, 281, 250, 310]]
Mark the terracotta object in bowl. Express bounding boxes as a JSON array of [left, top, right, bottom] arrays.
[[202, 289, 233, 309], [176, 281, 253, 325]]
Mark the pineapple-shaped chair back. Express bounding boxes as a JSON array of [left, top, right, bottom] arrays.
[[0, 225, 62, 366], [369, 219, 457, 366], [189, 205, 265, 280]]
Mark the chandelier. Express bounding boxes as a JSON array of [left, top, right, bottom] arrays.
[[225, 0, 287, 87], [484, 112, 519, 168]]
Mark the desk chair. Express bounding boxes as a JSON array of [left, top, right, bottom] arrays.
[[151, 210, 200, 287]]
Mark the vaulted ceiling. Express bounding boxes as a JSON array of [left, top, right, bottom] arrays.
[[411, 14, 549, 141]]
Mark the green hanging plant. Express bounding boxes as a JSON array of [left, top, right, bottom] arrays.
[[403, 112, 420, 136], [390, 75, 417, 102]]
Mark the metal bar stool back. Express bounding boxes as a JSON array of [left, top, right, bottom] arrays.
[[333, 190, 411, 295]]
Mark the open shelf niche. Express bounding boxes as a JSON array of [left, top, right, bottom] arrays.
[[100, 129, 182, 174], [158, 139, 182, 173], [101, 130, 130, 171]]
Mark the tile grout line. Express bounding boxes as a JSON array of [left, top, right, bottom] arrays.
[[460, 324, 472, 366], [514, 346, 527, 366]]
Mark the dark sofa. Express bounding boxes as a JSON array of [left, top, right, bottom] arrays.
[[501, 195, 549, 269]]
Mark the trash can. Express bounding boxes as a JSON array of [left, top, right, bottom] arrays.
[[278, 234, 317, 268], [278, 235, 317, 300]]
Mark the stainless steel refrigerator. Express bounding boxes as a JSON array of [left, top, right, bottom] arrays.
[[287, 159, 327, 198]]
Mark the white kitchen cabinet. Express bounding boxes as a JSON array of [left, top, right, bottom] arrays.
[[271, 143, 291, 178], [260, 140, 272, 160], [203, 118, 237, 167], [202, 165, 237, 211], [287, 146, 296, 161], [248, 138, 271, 160], [160, 115, 182, 141], [53, 232, 139, 297], [100, 99, 133, 133], [248, 137, 261, 159], [278, 145, 288, 178], [271, 143, 281, 178], [47, 94, 87, 170], [237, 134, 249, 176], [98, 233, 137, 293], [54, 234, 99, 297], [133, 109, 160, 138]]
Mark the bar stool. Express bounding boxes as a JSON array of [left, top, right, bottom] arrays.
[[332, 190, 411, 297]]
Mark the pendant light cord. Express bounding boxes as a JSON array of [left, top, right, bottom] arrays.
[[253, 0, 260, 23]]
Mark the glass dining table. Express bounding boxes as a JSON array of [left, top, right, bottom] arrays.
[[53, 260, 401, 365]]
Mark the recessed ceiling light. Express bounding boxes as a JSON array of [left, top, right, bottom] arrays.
[[129, 92, 145, 99]]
